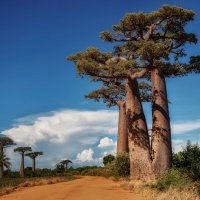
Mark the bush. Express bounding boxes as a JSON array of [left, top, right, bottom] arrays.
[[173, 141, 200, 181], [103, 154, 115, 166], [102, 152, 130, 178], [69, 166, 103, 176], [149, 169, 192, 191], [3, 170, 20, 178], [114, 152, 130, 177]]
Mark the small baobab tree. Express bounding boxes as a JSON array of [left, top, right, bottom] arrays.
[[25, 152, 43, 173], [0, 136, 15, 178], [60, 160, 72, 171], [14, 147, 32, 177], [0, 152, 11, 178]]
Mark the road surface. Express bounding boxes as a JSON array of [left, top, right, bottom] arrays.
[[0, 176, 151, 200]]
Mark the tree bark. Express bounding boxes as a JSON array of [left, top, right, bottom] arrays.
[[20, 153, 25, 177], [126, 78, 153, 180], [117, 101, 129, 154], [32, 158, 36, 172], [151, 68, 172, 176]]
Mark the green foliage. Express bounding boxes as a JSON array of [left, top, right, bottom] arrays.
[[103, 154, 115, 166], [0, 152, 11, 170], [3, 170, 20, 178], [173, 141, 200, 180], [0, 178, 25, 189], [69, 166, 103, 176], [0, 136, 15, 149], [100, 5, 198, 77], [25, 152, 43, 159], [150, 169, 192, 191], [14, 147, 32, 154], [103, 153, 130, 177], [54, 164, 65, 173], [114, 152, 130, 177], [60, 160, 72, 165]]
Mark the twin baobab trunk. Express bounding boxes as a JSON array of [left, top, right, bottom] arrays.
[[151, 68, 172, 176], [117, 101, 129, 154], [126, 78, 153, 180], [20, 153, 25, 177]]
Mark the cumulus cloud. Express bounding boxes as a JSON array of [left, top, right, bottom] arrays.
[[98, 137, 116, 148], [171, 120, 200, 134], [2, 109, 118, 169], [76, 148, 94, 162], [3, 109, 118, 146]]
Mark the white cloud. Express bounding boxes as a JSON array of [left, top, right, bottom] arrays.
[[98, 137, 116, 148], [76, 148, 94, 162], [3, 109, 118, 146], [172, 139, 185, 153], [171, 120, 200, 134], [2, 109, 118, 170]]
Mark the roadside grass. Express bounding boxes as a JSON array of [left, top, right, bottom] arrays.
[[0, 175, 75, 196]]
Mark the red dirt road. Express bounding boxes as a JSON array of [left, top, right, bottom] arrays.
[[0, 176, 151, 200]]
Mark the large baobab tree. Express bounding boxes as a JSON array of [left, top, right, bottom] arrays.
[[101, 5, 198, 176], [14, 147, 32, 177], [0, 136, 15, 178], [60, 160, 72, 171], [68, 48, 154, 180], [25, 152, 43, 173]]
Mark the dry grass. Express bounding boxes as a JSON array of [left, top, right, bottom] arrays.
[[120, 180, 200, 200], [0, 177, 71, 196]]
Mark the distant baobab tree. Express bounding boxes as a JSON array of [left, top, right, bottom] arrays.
[[25, 152, 43, 173], [60, 160, 72, 171], [14, 147, 32, 177]]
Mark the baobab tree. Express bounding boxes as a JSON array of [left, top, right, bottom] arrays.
[[60, 160, 72, 171], [25, 152, 43, 173], [0, 152, 11, 178], [100, 5, 198, 177], [68, 48, 154, 180], [0, 136, 15, 178], [14, 147, 32, 177]]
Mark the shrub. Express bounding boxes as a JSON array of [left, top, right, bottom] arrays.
[[102, 152, 130, 178], [173, 141, 200, 181], [114, 152, 130, 177], [149, 169, 192, 191], [103, 154, 115, 166]]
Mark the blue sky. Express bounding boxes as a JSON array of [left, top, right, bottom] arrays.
[[0, 0, 200, 169]]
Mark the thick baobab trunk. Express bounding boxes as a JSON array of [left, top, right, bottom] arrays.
[[117, 101, 129, 154], [32, 158, 36, 172], [151, 68, 172, 176], [126, 78, 153, 180], [20, 153, 25, 177]]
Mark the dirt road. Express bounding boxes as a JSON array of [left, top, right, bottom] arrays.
[[0, 176, 150, 200]]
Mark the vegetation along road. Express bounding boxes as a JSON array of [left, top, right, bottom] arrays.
[[0, 176, 150, 200]]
